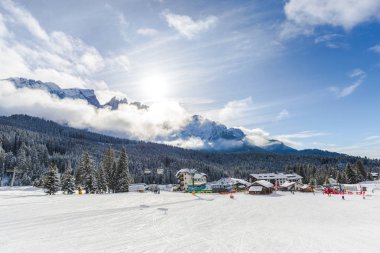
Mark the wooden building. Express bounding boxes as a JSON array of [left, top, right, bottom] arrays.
[[248, 180, 274, 195]]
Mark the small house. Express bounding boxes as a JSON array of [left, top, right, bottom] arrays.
[[299, 184, 314, 192], [248, 180, 274, 195]]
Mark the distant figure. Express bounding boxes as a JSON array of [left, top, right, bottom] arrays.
[[342, 196, 345, 200], [157, 188, 161, 194]]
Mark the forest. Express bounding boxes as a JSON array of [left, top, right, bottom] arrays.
[[1, 114, 379, 188]]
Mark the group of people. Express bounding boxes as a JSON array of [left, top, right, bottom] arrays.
[[152, 185, 161, 194]]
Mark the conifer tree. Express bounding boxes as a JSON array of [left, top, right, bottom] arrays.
[[61, 166, 75, 194], [356, 160, 367, 182], [102, 147, 115, 193], [345, 164, 358, 184], [96, 167, 107, 194], [80, 152, 97, 194], [115, 147, 130, 193], [43, 164, 60, 195]]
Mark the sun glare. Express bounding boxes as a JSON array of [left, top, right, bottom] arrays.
[[140, 72, 170, 101]]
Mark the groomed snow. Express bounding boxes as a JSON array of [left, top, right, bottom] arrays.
[[1, 187, 380, 253]]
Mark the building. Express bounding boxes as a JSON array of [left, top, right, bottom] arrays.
[[370, 172, 379, 180], [248, 180, 274, 195], [279, 181, 303, 191], [176, 168, 207, 191], [211, 178, 250, 191], [249, 173, 303, 186]]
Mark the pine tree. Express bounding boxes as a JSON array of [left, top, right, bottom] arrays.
[[80, 152, 97, 194], [43, 164, 60, 195], [345, 164, 358, 184], [355, 160, 367, 182], [61, 166, 75, 194], [115, 147, 130, 193], [102, 147, 115, 193], [96, 167, 107, 194]]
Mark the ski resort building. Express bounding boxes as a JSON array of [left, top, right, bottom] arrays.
[[279, 181, 303, 191], [248, 180, 274, 195], [176, 168, 207, 191], [249, 173, 303, 185]]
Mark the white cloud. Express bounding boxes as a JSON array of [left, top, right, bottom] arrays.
[[239, 127, 271, 147], [204, 97, 253, 125], [0, 13, 7, 37], [365, 136, 380, 141], [329, 69, 366, 98], [0, 80, 190, 141], [284, 0, 380, 31], [0, 0, 129, 89], [274, 131, 328, 148], [275, 109, 289, 121], [163, 11, 217, 39], [369, 44, 380, 54], [137, 28, 159, 37]]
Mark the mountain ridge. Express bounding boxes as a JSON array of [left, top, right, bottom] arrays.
[[2, 77, 339, 156]]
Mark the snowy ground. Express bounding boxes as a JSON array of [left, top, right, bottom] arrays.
[[1, 187, 380, 253]]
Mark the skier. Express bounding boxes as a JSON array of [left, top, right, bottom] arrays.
[[341, 195, 345, 200]]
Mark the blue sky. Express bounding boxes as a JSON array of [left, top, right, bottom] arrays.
[[0, 0, 380, 157]]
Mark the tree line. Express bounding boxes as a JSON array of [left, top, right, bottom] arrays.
[[288, 160, 377, 186], [43, 147, 131, 195], [1, 115, 379, 188]]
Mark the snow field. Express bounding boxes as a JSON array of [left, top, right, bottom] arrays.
[[0, 188, 380, 253]]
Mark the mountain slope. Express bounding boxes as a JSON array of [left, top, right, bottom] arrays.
[[1, 114, 377, 187]]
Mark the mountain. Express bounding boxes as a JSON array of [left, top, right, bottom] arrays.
[[103, 97, 129, 110], [2, 77, 336, 155], [262, 140, 298, 154], [8, 77, 102, 108], [1, 114, 375, 186]]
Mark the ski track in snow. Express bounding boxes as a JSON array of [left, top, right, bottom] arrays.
[[1, 189, 380, 253]]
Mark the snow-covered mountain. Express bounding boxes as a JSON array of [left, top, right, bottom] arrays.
[[103, 97, 129, 110], [8, 77, 102, 108], [3, 77, 297, 153]]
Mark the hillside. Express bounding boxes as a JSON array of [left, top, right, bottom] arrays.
[[0, 114, 379, 186]]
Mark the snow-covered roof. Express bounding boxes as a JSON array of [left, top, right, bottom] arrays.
[[252, 180, 274, 188], [248, 186, 263, 192], [250, 173, 302, 180], [176, 168, 198, 177], [194, 173, 207, 179], [212, 178, 250, 186], [281, 181, 296, 188]]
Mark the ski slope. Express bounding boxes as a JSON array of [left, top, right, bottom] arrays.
[[1, 188, 380, 253]]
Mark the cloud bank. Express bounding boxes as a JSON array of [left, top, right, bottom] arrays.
[[0, 80, 190, 141], [0, 0, 128, 89]]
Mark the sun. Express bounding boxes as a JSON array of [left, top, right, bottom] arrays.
[[140, 72, 170, 101]]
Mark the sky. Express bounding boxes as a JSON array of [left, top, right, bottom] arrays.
[[0, 0, 380, 158]]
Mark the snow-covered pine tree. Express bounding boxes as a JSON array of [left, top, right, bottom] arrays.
[[80, 152, 97, 194], [355, 160, 367, 182], [0, 143, 5, 185], [97, 166, 107, 194], [102, 147, 115, 193], [111, 161, 117, 192], [61, 165, 75, 194], [345, 164, 358, 184], [115, 147, 130, 193], [43, 164, 60, 195]]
